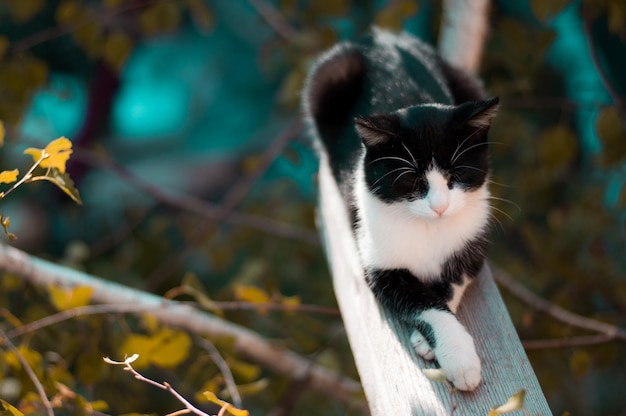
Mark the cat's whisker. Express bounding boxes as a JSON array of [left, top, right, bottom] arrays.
[[401, 142, 419, 170], [372, 167, 414, 187], [452, 165, 488, 174], [368, 156, 415, 167], [450, 128, 482, 163], [451, 140, 501, 164], [391, 169, 415, 187], [487, 178, 513, 188], [487, 212, 506, 235], [486, 195, 521, 212], [488, 204, 514, 223]]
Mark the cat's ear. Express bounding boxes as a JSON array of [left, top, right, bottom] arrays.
[[355, 116, 396, 148], [455, 97, 500, 129]]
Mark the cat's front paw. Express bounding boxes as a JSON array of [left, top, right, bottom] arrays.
[[437, 342, 481, 391], [410, 329, 435, 360]]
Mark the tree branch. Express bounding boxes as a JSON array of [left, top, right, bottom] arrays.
[[245, 0, 298, 42], [0, 329, 54, 416], [522, 334, 616, 350], [438, 0, 491, 73], [491, 264, 626, 342], [0, 243, 362, 405]]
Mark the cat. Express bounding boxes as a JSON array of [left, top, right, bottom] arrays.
[[303, 28, 499, 391]]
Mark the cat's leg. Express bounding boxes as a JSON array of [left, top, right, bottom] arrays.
[[367, 268, 481, 391], [410, 274, 473, 360]]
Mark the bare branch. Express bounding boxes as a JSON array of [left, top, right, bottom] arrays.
[[0, 329, 54, 416], [522, 334, 617, 350], [0, 243, 362, 405], [438, 0, 491, 72], [4, 301, 339, 341], [196, 337, 242, 408], [143, 117, 305, 290], [582, 18, 626, 123], [105, 355, 213, 416], [491, 264, 626, 342], [245, 0, 298, 42]]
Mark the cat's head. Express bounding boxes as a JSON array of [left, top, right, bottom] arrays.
[[355, 97, 499, 219]]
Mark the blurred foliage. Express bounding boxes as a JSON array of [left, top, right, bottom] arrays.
[[0, 0, 625, 415]]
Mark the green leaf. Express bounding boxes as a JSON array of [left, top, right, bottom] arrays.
[[0, 399, 25, 416]]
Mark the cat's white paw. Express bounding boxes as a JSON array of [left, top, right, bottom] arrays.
[[436, 338, 482, 391], [410, 330, 435, 360]]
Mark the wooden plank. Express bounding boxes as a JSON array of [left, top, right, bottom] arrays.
[[317, 154, 553, 415]]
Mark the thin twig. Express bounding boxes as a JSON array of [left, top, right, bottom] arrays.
[[144, 117, 304, 290], [0, 243, 362, 405], [245, 0, 298, 42], [491, 264, 626, 342], [582, 17, 626, 124], [73, 148, 319, 248], [196, 337, 242, 408], [0, 329, 55, 416], [9, 0, 173, 55], [522, 334, 616, 350], [4, 300, 339, 340], [104, 355, 213, 416]]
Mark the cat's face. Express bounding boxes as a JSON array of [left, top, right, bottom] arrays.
[[356, 98, 499, 220]]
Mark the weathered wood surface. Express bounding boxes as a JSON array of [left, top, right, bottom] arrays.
[[317, 155, 553, 415]]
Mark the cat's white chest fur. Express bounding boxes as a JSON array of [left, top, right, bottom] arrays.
[[354, 164, 490, 281]]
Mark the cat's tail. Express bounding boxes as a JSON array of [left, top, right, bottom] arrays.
[[302, 44, 366, 150]]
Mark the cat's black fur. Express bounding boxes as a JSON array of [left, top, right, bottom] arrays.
[[303, 29, 499, 391]]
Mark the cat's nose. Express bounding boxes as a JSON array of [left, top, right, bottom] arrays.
[[431, 202, 449, 217]]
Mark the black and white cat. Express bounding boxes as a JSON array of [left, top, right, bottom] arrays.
[[303, 29, 499, 391]]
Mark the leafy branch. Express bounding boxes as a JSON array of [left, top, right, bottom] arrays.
[[104, 354, 248, 416], [0, 242, 362, 406], [0, 132, 82, 240]]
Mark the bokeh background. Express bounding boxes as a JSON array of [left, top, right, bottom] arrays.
[[0, 0, 624, 415]]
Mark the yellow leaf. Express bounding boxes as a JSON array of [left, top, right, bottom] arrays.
[[281, 294, 301, 314], [1, 213, 17, 241], [569, 350, 591, 380], [234, 284, 270, 304], [0, 120, 5, 146], [48, 285, 93, 311], [119, 335, 157, 370], [30, 167, 82, 204], [5, 345, 43, 376], [102, 31, 133, 71], [149, 328, 192, 368], [0, 169, 19, 184], [141, 314, 160, 333], [23, 147, 44, 162], [488, 389, 526, 416], [0, 398, 25, 416], [202, 392, 249, 416], [226, 356, 262, 383], [422, 368, 448, 383], [24, 137, 73, 173]]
